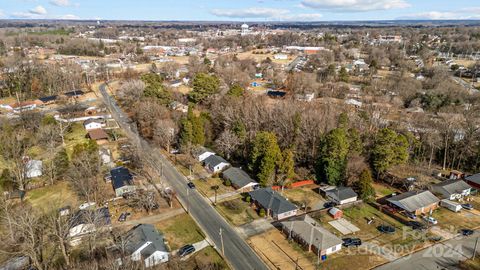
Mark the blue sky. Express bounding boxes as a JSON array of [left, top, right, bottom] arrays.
[[1, 0, 480, 21]]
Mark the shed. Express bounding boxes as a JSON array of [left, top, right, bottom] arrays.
[[329, 207, 343, 219]]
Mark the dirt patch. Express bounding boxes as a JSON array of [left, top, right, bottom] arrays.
[[248, 229, 316, 270], [216, 198, 259, 226]]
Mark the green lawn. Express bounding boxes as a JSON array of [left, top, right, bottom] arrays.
[[432, 208, 480, 230], [186, 246, 229, 270], [25, 181, 78, 210], [64, 122, 89, 157], [283, 188, 324, 210], [216, 198, 259, 226], [155, 214, 204, 250], [192, 177, 234, 198]]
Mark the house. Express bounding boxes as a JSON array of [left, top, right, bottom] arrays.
[[295, 93, 315, 102], [328, 207, 343, 219], [325, 187, 358, 205], [193, 147, 216, 162], [465, 173, 480, 190], [38, 95, 58, 105], [222, 167, 258, 191], [119, 224, 169, 267], [11, 101, 38, 113], [430, 179, 471, 200], [281, 218, 342, 256], [204, 155, 230, 173], [25, 160, 43, 178], [111, 167, 136, 197], [386, 190, 440, 215], [248, 187, 298, 220], [169, 80, 183, 88], [84, 119, 104, 130], [274, 54, 288, 60], [87, 129, 109, 144], [69, 207, 111, 239], [64, 90, 85, 98]]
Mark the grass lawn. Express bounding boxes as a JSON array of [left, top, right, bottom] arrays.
[[25, 181, 78, 210], [192, 177, 234, 198], [186, 246, 229, 270], [216, 198, 259, 226], [155, 213, 204, 250], [64, 122, 89, 157], [432, 208, 480, 230], [372, 182, 398, 197], [283, 188, 324, 210], [319, 250, 386, 270]]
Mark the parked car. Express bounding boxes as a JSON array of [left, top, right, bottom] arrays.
[[406, 221, 427, 230], [460, 229, 474, 236], [462, 203, 474, 210], [179, 244, 195, 257], [79, 202, 96, 210], [377, 225, 396, 234], [403, 212, 417, 219], [118, 212, 131, 222], [423, 216, 438, 225], [324, 201, 336, 208], [187, 182, 196, 189], [342, 238, 362, 247]]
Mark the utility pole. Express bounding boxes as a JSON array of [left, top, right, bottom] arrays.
[[473, 237, 479, 260], [186, 187, 189, 213], [219, 227, 225, 255]]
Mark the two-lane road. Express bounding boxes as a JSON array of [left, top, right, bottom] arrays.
[[99, 83, 268, 270]]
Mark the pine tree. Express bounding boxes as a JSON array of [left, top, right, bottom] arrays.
[[278, 149, 295, 180], [357, 169, 375, 202], [227, 84, 244, 97], [188, 73, 220, 103], [371, 128, 409, 176], [249, 132, 282, 186], [316, 128, 350, 185]]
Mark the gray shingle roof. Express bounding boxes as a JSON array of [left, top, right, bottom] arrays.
[[387, 190, 440, 212], [466, 173, 480, 185], [222, 167, 257, 188], [281, 220, 342, 250], [431, 179, 471, 195], [125, 224, 167, 256], [248, 188, 297, 216], [204, 155, 229, 167], [325, 187, 358, 201]]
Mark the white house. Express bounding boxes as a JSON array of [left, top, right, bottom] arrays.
[[84, 119, 104, 131], [69, 207, 111, 244], [204, 155, 230, 173], [274, 54, 288, 60], [325, 187, 358, 205], [120, 224, 169, 267], [25, 160, 43, 178], [194, 147, 216, 162], [430, 179, 471, 200]]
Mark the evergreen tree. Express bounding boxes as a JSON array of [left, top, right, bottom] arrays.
[[249, 132, 282, 186], [316, 128, 350, 185], [371, 128, 409, 176], [141, 73, 171, 105], [53, 148, 69, 179], [338, 67, 349, 82], [278, 149, 295, 180], [188, 73, 220, 103], [357, 169, 375, 202], [191, 116, 205, 146], [179, 118, 193, 149], [227, 84, 244, 97]]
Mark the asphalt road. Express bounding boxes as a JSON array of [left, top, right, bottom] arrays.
[[99, 83, 268, 270], [376, 232, 480, 270]]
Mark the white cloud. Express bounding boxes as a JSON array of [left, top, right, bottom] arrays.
[[0, 10, 4, 18], [57, 14, 79, 20], [279, 13, 323, 21], [301, 0, 410, 12], [398, 11, 480, 20], [30, 5, 47, 15], [11, 12, 40, 19], [50, 0, 71, 7], [210, 7, 289, 18]]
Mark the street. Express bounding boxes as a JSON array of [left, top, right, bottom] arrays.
[[99, 83, 268, 270]]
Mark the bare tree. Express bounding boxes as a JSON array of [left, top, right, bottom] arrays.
[[0, 127, 32, 191], [66, 149, 102, 203], [153, 119, 177, 153], [214, 130, 240, 160], [117, 80, 145, 107]]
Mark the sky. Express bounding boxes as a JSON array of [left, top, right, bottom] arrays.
[[1, 0, 480, 21]]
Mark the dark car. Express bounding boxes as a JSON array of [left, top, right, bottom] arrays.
[[324, 201, 336, 208], [460, 229, 474, 236], [342, 238, 362, 247], [187, 182, 196, 189], [118, 212, 131, 222], [179, 244, 195, 257], [378, 225, 396, 234], [403, 212, 417, 220], [406, 221, 427, 231], [462, 204, 474, 210]]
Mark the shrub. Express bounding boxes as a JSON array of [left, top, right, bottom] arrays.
[[224, 179, 231, 186], [259, 208, 266, 217]]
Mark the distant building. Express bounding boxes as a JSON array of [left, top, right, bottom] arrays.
[[193, 147, 216, 162], [430, 179, 471, 200], [325, 187, 358, 205], [204, 155, 230, 173], [26, 160, 43, 178], [69, 207, 111, 240], [274, 54, 288, 60], [387, 190, 440, 215], [241, 23, 250, 36], [111, 167, 136, 197], [222, 167, 258, 191], [248, 187, 298, 220]]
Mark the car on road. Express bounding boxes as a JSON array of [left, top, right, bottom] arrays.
[[406, 221, 427, 230], [187, 182, 196, 189], [342, 238, 362, 247], [422, 216, 438, 225], [118, 212, 131, 222], [179, 244, 195, 257], [462, 203, 474, 210], [377, 225, 396, 234], [460, 229, 474, 236]]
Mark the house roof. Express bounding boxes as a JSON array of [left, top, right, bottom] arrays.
[[87, 129, 109, 140], [111, 167, 134, 190], [193, 146, 215, 157], [38, 95, 58, 103], [387, 190, 440, 212], [84, 118, 103, 126], [248, 187, 297, 216], [466, 173, 480, 185], [222, 167, 257, 188], [71, 207, 111, 228], [325, 187, 358, 201], [64, 90, 85, 97], [281, 220, 342, 250], [431, 179, 471, 195], [125, 224, 167, 256], [204, 155, 229, 167]]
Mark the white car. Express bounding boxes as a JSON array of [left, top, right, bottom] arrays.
[[423, 216, 438, 225], [79, 202, 96, 210]]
